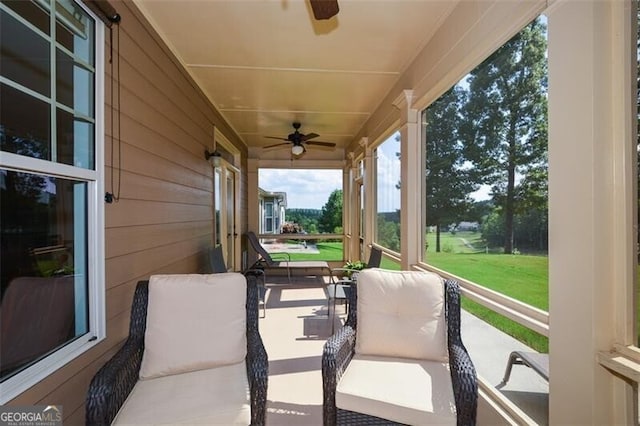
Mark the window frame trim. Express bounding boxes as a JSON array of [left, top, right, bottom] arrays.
[[0, 0, 105, 403]]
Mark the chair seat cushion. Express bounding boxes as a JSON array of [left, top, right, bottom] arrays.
[[140, 273, 247, 379], [355, 268, 447, 361], [336, 354, 456, 425], [112, 361, 251, 425]]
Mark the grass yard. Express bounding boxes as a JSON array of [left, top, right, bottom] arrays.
[[285, 241, 344, 262], [282, 233, 640, 352], [426, 231, 549, 352]]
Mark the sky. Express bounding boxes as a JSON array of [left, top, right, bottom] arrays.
[[259, 168, 342, 210], [259, 133, 403, 212], [258, 130, 490, 211]]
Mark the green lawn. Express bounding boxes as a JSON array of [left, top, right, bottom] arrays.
[[283, 233, 640, 352], [285, 241, 344, 262], [426, 231, 549, 352]]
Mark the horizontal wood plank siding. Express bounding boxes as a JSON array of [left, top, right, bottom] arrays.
[[7, 2, 249, 423]]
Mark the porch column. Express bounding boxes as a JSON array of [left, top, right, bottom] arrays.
[[247, 158, 259, 234], [362, 137, 375, 256], [343, 163, 351, 260], [548, 0, 635, 423], [393, 90, 421, 269]]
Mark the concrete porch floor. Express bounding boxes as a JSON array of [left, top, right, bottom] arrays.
[[259, 275, 549, 425]]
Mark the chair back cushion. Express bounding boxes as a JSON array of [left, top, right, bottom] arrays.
[[355, 269, 447, 361], [140, 273, 247, 379]]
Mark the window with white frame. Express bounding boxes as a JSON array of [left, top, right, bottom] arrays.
[[265, 201, 274, 233], [0, 0, 104, 401], [374, 132, 401, 253]]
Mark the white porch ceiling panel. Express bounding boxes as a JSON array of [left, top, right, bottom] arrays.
[[133, 0, 457, 155]]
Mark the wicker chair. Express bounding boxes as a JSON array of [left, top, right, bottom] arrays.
[[322, 270, 477, 426], [86, 273, 268, 426]]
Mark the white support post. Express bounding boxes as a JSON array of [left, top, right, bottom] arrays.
[[247, 158, 260, 235], [362, 137, 375, 259], [393, 90, 421, 269], [548, 1, 636, 423]]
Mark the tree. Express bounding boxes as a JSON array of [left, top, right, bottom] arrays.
[[377, 215, 400, 252], [462, 18, 548, 254], [318, 189, 343, 233], [424, 86, 478, 252]]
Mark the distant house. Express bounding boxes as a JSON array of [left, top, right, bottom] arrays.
[[258, 188, 286, 234], [456, 221, 479, 232]]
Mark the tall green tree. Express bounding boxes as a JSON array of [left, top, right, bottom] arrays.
[[462, 18, 548, 254], [318, 189, 343, 233], [424, 86, 478, 252]]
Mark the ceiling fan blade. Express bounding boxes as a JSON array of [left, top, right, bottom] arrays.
[[306, 141, 336, 148], [264, 136, 289, 141], [309, 0, 339, 20], [263, 142, 291, 150], [301, 132, 319, 141]]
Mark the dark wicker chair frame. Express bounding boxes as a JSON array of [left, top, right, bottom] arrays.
[[322, 278, 477, 426], [86, 274, 268, 426]]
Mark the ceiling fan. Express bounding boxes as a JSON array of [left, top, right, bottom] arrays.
[[263, 122, 336, 156], [309, 0, 339, 20]]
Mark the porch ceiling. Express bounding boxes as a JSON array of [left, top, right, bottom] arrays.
[[132, 0, 457, 159]]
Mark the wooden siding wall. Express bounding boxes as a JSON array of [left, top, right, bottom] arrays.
[[7, 2, 249, 423]]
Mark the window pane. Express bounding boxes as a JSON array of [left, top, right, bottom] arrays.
[[1, 170, 89, 381], [423, 16, 548, 348], [56, 48, 94, 117], [0, 8, 51, 97], [215, 169, 221, 246], [2, 0, 50, 34], [0, 83, 51, 160], [258, 168, 343, 261], [375, 132, 401, 252], [57, 108, 94, 168], [56, 0, 95, 64]]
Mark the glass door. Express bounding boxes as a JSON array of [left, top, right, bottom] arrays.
[[225, 168, 237, 270], [212, 161, 239, 271], [214, 168, 222, 246]]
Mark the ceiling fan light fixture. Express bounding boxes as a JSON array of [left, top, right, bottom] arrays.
[[291, 145, 305, 156]]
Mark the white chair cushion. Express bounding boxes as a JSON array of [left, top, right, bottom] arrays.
[[140, 273, 247, 379], [355, 268, 447, 361], [113, 361, 251, 425], [336, 354, 456, 425]]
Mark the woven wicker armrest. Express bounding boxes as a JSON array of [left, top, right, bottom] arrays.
[[448, 340, 478, 425], [243, 273, 268, 426], [246, 327, 268, 426], [85, 337, 144, 426], [86, 281, 148, 426], [322, 325, 356, 426], [444, 279, 478, 425]]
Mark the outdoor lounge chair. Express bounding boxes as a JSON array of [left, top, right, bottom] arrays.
[[245, 231, 331, 282], [322, 268, 477, 425], [86, 273, 268, 426]]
